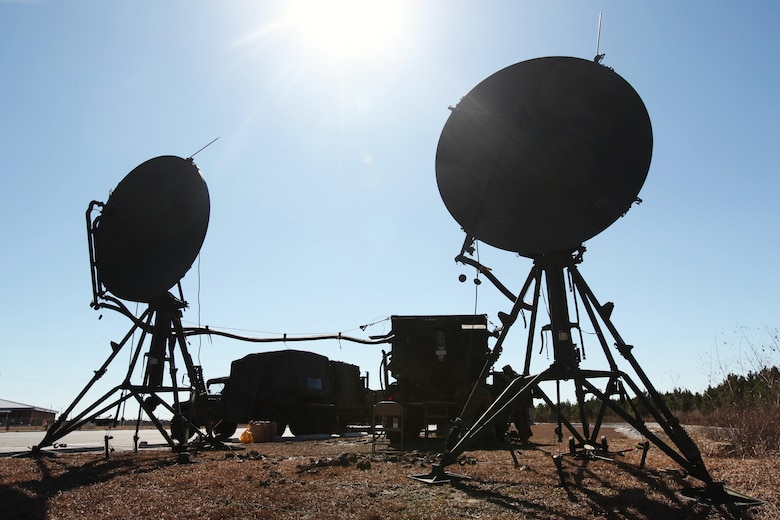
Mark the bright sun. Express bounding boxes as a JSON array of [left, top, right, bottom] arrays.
[[287, 0, 408, 62]]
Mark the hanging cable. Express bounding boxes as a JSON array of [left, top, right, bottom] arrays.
[[197, 253, 202, 364], [472, 240, 481, 315], [538, 280, 553, 359], [116, 301, 139, 418], [358, 316, 391, 332], [568, 269, 586, 360]]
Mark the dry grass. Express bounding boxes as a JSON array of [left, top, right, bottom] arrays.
[[1, 424, 776, 520]]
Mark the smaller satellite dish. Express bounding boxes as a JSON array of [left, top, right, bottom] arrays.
[[93, 156, 210, 303]]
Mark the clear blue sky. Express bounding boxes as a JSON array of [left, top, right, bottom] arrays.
[[1, 1, 779, 419]]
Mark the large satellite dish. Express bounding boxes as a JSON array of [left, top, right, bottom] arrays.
[[418, 56, 760, 507], [436, 56, 652, 256], [93, 155, 210, 302]]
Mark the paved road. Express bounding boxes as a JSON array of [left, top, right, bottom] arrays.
[[4, 422, 675, 456], [0, 425, 331, 456], [0, 428, 172, 456]]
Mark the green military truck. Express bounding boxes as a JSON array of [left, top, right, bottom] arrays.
[[180, 349, 370, 441]]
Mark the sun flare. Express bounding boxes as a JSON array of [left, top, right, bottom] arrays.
[[288, 0, 408, 62]]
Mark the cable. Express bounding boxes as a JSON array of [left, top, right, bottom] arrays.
[[178, 316, 391, 340], [197, 253, 202, 364], [473, 241, 481, 315], [569, 270, 587, 360]]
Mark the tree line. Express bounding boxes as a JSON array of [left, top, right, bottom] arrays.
[[531, 364, 779, 456], [534, 365, 779, 422]]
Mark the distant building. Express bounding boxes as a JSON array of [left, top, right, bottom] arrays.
[[0, 399, 56, 428]]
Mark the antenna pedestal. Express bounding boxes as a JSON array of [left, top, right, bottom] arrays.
[[33, 293, 218, 455], [31, 155, 221, 455], [414, 249, 761, 506]]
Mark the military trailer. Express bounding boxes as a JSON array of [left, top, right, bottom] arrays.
[[381, 314, 493, 440], [184, 349, 369, 440], [178, 316, 500, 444]]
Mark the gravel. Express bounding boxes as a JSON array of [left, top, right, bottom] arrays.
[[0, 424, 775, 520]]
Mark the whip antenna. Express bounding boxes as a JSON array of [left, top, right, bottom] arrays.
[[189, 136, 220, 158], [594, 11, 605, 63]]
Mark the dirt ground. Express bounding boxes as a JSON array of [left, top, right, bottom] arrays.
[[0, 423, 776, 520]]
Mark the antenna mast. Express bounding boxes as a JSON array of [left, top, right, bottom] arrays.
[[595, 11, 605, 63]]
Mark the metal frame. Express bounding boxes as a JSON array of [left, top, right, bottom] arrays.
[[32, 204, 219, 456], [32, 291, 217, 455], [413, 243, 759, 505], [372, 400, 404, 453], [32, 202, 392, 457]]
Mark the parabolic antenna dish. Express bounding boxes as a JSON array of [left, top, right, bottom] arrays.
[[93, 155, 210, 303], [436, 56, 653, 257]]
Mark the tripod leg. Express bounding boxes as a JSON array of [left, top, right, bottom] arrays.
[[446, 266, 542, 446], [33, 314, 150, 453], [442, 372, 546, 466], [569, 266, 726, 497]]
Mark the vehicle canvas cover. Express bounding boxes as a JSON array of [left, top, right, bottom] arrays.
[[221, 349, 332, 422]]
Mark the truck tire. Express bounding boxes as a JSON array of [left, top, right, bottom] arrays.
[[256, 409, 287, 438], [289, 408, 333, 436], [213, 420, 237, 440], [289, 415, 320, 436], [170, 413, 195, 444]]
